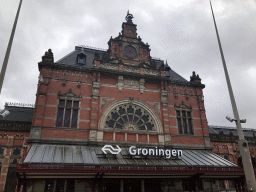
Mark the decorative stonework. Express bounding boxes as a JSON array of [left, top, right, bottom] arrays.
[[123, 78, 139, 89], [100, 63, 118, 70], [148, 102, 160, 114], [161, 90, 168, 106], [123, 65, 139, 73], [139, 78, 145, 93], [118, 75, 124, 91], [165, 134, 171, 145], [30, 127, 41, 139], [144, 69, 159, 76], [175, 101, 191, 109], [100, 97, 114, 109], [92, 81, 100, 100], [123, 122, 138, 130], [104, 103, 156, 131], [98, 98, 163, 134], [89, 130, 97, 141]]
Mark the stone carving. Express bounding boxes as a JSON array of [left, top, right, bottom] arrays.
[[139, 78, 145, 93], [100, 63, 118, 70], [123, 65, 139, 73], [30, 127, 41, 139], [144, 69, 159, 76], [123, 122, 138, 130], [165, 134, 171, 144], [175, 101, 192, 110], [101, 97, 114, 109], [161, 90, 168, 106], [148, 102, 160, 114], [89, 130, 97, 141], [118, 75, 124, 91], [92, 81, 100, 100], [58, 88, 81, 98], [124, 78, 139, 89]]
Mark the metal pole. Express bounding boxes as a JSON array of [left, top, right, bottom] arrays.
[[209, 1, 256, 191], [0, 0, 23, 94]]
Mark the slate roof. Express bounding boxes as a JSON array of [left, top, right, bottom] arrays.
[[0, 105, 34, 122], [56, 46, 106, 69], [55, 46, 188, 83], [24, 144, 237, 167], [208, 125, 256, 138]]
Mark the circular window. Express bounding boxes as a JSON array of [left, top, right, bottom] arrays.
[[105, 104, 155, 131], [123, 45, 137, 58]]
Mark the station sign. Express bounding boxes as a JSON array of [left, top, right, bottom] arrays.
[[101, 145, 182, 158]]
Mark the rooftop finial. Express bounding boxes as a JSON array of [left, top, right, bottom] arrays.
[[125, 10, 134, 23]]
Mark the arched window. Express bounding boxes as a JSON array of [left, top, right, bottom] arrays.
[[105, 104, 155, 131], [99, 98, 163, 133]]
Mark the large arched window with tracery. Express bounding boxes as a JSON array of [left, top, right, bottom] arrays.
[[99, 98, 163, 133], [105, 104, 155, 131]]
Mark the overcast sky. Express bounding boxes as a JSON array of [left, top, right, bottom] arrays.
[[1, 0, 256, 128]]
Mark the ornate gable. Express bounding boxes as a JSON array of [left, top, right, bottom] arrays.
[[94, 12, 166, 78]]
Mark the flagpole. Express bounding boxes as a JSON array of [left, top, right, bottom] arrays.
[[0, 0, 23, 94], [209, 1, 256, 191]]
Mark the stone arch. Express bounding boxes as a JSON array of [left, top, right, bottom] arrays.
[[98, 98, 163, 134]]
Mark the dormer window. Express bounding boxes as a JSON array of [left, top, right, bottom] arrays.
[[77, 53, 86, 65]]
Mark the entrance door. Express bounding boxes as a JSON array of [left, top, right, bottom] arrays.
[[124, 179, 141, 192]]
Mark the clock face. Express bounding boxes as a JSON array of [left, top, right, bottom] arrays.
[[124, 45, 137, 58]]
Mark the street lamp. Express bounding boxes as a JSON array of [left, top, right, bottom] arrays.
[[210, 1, 256, 191], [226, 116, 246, 123]]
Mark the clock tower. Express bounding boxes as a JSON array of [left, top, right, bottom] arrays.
[[104, 11, 154, 67]]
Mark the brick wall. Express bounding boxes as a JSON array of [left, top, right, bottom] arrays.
[[0, 131, 30, 192], [31, 66, 209, 149]]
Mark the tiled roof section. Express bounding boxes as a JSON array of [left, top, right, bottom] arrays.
[[167, 68, 188, 82], [24, 144, 237, 167], [55, 46, 106, 69], [0, 105, 34, 122], [208, 125, 256, 138], [55, 46, 188, 82]]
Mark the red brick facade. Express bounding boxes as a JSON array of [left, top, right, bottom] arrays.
[[0, 126, 30, 192], [29, 20, 210, 150]]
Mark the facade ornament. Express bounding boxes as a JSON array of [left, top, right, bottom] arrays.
[[161, 90, 168, 106], [148, 102, 160, 114], [129, 97, 134, 104], [100, 97, 114, 109], [117, 75, 123, 91], [30, 127, 41, 139], [125, 10, 134, 23], [190, 71, 201, 83], [139, 78, 145, 93], [91, 72, 101, 99], [41, 49, 54, 64], [92, 81, 100, 100], [161, 81, 168, 106]]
